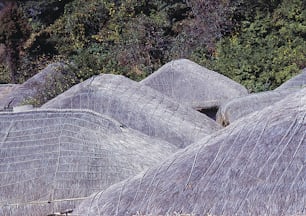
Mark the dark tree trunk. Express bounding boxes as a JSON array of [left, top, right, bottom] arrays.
[[6, 45, 18, 83]]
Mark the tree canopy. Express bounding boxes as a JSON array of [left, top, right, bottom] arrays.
[[0, 0, 305, 93]]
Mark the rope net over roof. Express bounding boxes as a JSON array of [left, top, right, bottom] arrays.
[[42, 74, 221, 148], [141, 59, 248, 109], [75, 87, 306, 216], [0, 109, 177, 215]]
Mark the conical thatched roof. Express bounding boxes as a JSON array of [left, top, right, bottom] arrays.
[[216, 89, 297, 126], [0, 109, 177, 216], [140, 59, 248, 109], [275, 68, 306, 91], [42, 74, 220, 148], [75, 87, 306, 216], [0, 62, 76, 109]]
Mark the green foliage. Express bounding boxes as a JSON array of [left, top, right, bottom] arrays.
[[1, 0, 304, 95], [207, 0, 306, 92], [47, 0, 109, 54], [0, 63, 10, 84], [21, 0, 73, 31], [0, 2, 31, 83], [56, 0, 190, 81]]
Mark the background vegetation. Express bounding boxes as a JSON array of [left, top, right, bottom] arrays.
[[0, 0, 305, 93]]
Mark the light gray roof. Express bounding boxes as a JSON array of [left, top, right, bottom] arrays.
[[140, 59, 248, 109], [216, 89, 297, 126], [0, 62, 75, 109], [75, 87, 306, 216], [217, 69, 306, 126], [275, 68, 306, 91], [0, 84, 20, 102], [0, 109, 177, 216], [42, 74, 221, 148]]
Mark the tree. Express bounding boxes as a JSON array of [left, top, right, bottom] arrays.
[[0, 1, 30, 83]]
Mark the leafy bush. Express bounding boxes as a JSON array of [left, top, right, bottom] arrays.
[[0, 63, 10, 84], [0, 1, 31, 83], [204, 0, 306, 92], [1, 0, 304, 94]]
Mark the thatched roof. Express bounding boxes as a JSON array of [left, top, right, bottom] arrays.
[[0, 109, 177, 216], [75, 87, 306, 216], [0, 62, 76, 109], [216, 89, 297, 126], [42, 74, 220, 148], [275, 68, 306, 91], [140, 59, 248, 109], [0, 84, 20, 102], [217, 69, 306, 126]]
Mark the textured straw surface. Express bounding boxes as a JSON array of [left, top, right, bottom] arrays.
[[216, 89, 297, 126], [0, 63, 74, 109], [0, 84, 20, 101], [75, 87, 306, 216], [276, 68, 306, 91], [141, 59, 248, 109], [217, 69, 306, 125], [0, 109, 177, 216], [42, 74, 220, 148]]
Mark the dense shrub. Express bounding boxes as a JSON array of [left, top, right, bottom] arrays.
[[208, 0, 306, 92], [21, 0, 73, 31], [0, 0, 304, 94], [0, 1, 31, 83]]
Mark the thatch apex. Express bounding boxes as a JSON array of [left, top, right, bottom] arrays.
[[141, 59, 248, 110]]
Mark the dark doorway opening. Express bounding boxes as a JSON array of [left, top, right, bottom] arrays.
[[197, 106, 219, 121]]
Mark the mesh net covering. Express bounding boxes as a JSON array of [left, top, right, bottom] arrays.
[[42, 74, 221, 148], [0, 109, 177, 216], [0, 84, 20, 101], [217, 69, 306, 126], [75, 87, 306, 216], [276, 68, 306, 91], [140, 59, 248, 109], [216, 89, 297, 126], [0, 62, 75, 109]]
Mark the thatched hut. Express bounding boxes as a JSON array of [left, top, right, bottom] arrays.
[[42, 74, 220, 148], [0, 109, 177, 216], [140, 59, 248, 119], [75, 87, 306, 216]]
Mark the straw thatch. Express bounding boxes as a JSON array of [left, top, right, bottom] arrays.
[[275, 68, 306, 91], [0, 62, 76, 109], [217, 69, 306, 126], [42, 74, 220, 148], [0, 109, 177, 216], [140, 59, 248, 110], [216, 89, 297, 126], [0, 84, 20, 102], [75, 87, 306, 216]]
